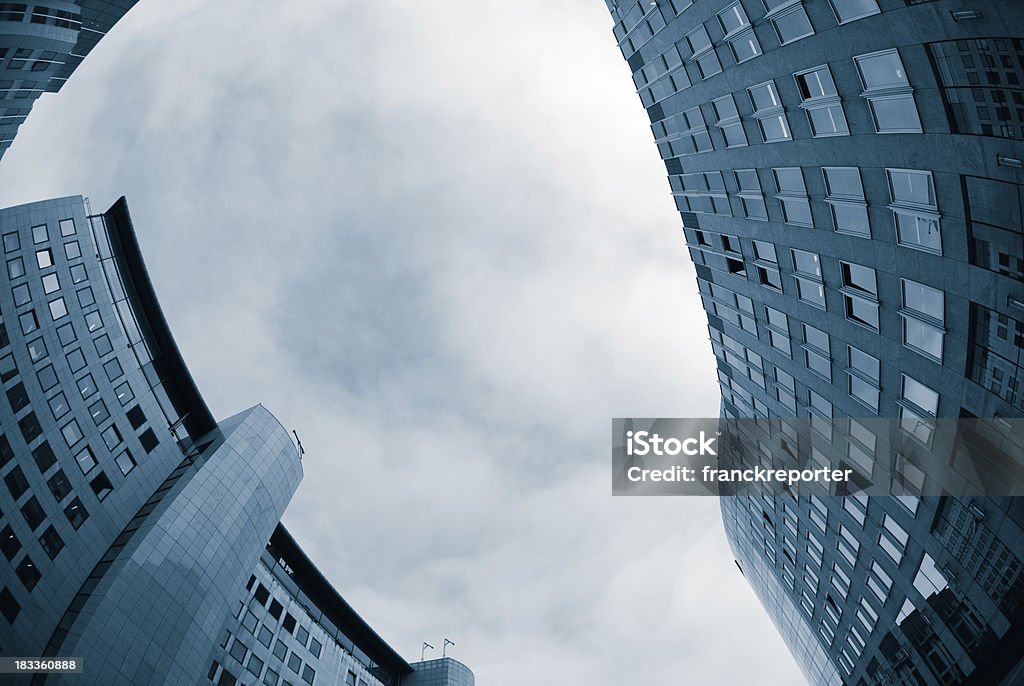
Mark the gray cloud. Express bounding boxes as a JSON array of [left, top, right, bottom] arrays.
[[0, 1, 805, 683]]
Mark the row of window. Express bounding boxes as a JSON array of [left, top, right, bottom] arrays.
[[683, 166, 941, 254], [650, 48, 920, 144]]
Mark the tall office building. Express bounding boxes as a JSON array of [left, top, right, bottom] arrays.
[[0, 195, 473, 686], [605, 0, 1024, 684], [0, 1, 141, 161]]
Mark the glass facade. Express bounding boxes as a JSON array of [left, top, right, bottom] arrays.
[[605, 0, 1024, 683]]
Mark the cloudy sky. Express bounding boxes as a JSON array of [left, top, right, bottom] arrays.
[[0, 1, 804, 683]]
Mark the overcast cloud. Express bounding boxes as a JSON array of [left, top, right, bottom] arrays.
[[0, 1, 804, 684]]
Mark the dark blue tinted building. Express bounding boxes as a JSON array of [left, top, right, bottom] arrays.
[[605, 0, 1024, 683]]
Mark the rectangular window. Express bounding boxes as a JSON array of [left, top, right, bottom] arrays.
[[855, 49, 922, 133], [718, 3, 761, 63], [773, 167, 812, 225], [823, 167, 870, 236], [848, 346, 880, 410], [887, 168, 941, 253], [901, 279, 944, 361], [684, 25, 721, 79], [735, 170, 767, 220], [712, 94, 747, 148], [764, 0, 814, 45], [749, 81, 791, 143], [829, 0, 879, 24], [795, 65, 849, 136]]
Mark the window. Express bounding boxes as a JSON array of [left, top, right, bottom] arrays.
[[246, 654, 264, 678], [887, 169, 940, 253], [773, 168, 812, 226], [3, 232, 19, 253], [685, 25, 721, 79], [75, 446, 97, 474], [39, 525, 64, 560], [763, 0, 813, 45], [139, 429, 159, 453], [57, 322, 76, 345], [70, 263, 87, 283], [273, 640, 288, 661], [855, 49, 922, 133], [101, 424, 123, 450], [900, 374, 938, 445], [257, 625, 273, 648], [301, 665, 315, 685], [20, 496, 45, 530], [295, 625, 310, 647], [77, 374, 97, 399], [829, 0, 879, 24], [269, 599, 283, 620], [22, 338, 44, 366], [76, 286, 94, 307], [48, 297, 67, 321], [36, 249, 53, 269], [19, 411, 42, 444], [61, 419, 83, 447], [840, 262, 879, 330], [126, 405, 146, 429], [42, 273, 59, 294], [64, 497, 88, 529], [89, 472, 113, 501], [32, 442, 56, 473], [748, 81, 791, 142], [309, 637, 322, 658], [735, 170, 767, 220], [795, 65, 848, 136], [31, 224, 47, 244], [964, 176, 1024, 280], [229, 637, 247, 663], [287, 652, 302, 674], [879, 514, 909, 563], [912, 553, 948, 600], [0, 525, 20, 561], [823, 167, 869, 236], [712, 94, 747, 147], [115, 381, 134, 406], [4, 466, 29, 500], [19, 310, 38, 335], [718, 3, 760, 63], [13, 283, 30, 306], [115, 450, 136, 476], [47, 469, 72, 502], [901, 279, 944, 361], [848, 346, 880, 411], [103, 357, 124, 381], [59, 218, 75, 236], [791, 249, 825, 308], [7, 257, 24, 279], [673, 171, 731, 216], [242, 609, 259, 634], [16, 556, 40, 591]]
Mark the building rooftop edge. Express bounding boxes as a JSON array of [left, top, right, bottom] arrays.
[[268, 524, 414, 676]]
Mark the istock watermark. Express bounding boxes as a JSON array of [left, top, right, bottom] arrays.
[[612, 417, 1024, 497]]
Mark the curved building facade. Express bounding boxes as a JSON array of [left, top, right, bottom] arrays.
[[605, 0, 1024, 684], [0, 196, 475, 686], [0, 1, 141, 161]]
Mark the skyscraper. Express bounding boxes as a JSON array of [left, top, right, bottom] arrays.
[[0, 1, 141, 161], [605, 0, 1024, 683], [0, 195, 473, 686]]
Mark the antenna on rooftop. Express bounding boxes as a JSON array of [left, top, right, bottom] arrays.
[[443, 638, 455, 657], [421, 642, 434, 661]]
